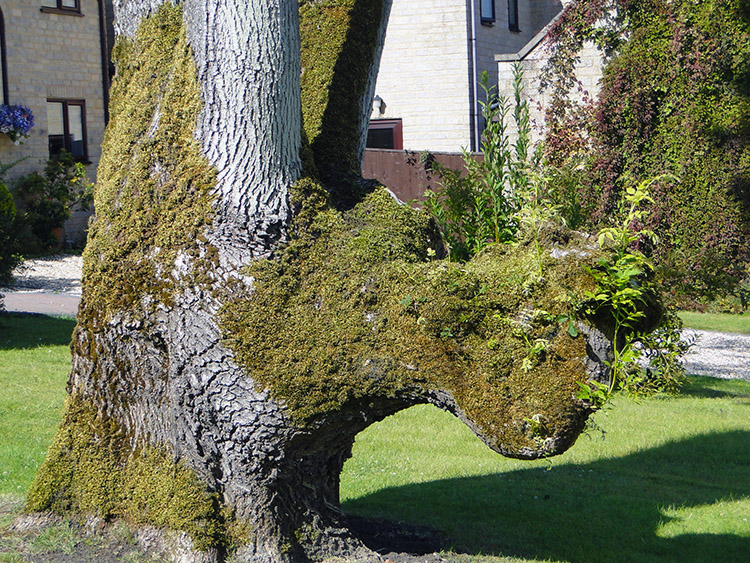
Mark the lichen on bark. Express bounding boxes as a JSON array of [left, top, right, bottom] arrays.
[[82, 2, 216, 319]]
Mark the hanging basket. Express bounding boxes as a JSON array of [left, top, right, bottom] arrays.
[[0, 105, 34, 144]]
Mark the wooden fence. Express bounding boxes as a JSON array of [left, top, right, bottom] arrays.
[[362, 148, 481, 203]]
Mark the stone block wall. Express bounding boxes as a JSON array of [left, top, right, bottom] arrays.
[[372, 0, 566, 153], [476, 0, 563, 104], [495, 1, 606, 147], [372, 0, 472, 152], [0, 0, 108, 245]]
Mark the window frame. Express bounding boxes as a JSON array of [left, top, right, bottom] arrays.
[[480, 0, 496, 25], [40, 1, 82, 16], [47, 98, 89, 163], [508, 0, 520, 32], [366, 119, 403, 150]]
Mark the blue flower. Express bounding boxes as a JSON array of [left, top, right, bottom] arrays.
[[0, 105, 35, 143]]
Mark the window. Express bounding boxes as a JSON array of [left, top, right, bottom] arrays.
[[366, 119, 403, 150], [47, 100, 88, 161], [40, 1, 81, 14], [480, 0, 495, 25], [0, 9, 7, 105], [508, 0, 519, 32]]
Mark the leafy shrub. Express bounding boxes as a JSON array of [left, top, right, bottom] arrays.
[[0, 179, 20, 285], [543, 0, 750, 306], [0, 160, 24, 314], [12, 152, 93, 254]]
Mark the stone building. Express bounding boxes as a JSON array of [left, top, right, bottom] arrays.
[[369, 0, 567, 153], [368, 0, 606, 154], [495, 0, 607, 146], [0, 0, 112, 244]]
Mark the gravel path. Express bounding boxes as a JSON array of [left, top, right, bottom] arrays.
[[2, 255, 749, 381], [1, 254, 82, 295], [1, 255, 83, 316], [682, 329, 750, 381]]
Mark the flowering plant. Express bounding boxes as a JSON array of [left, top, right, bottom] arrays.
[[0, 105, 34, 143]]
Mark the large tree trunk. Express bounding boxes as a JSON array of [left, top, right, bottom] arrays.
[[26, 1, 659, 562]]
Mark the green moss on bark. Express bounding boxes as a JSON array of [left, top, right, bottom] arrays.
[[82, 3, 216, 320], [26, 396, 233, 551], [221, 181, 605, 455], [24, 5, 249, 552], [299, 0, 387, 181]]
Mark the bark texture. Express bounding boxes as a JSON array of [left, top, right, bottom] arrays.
[[26, 2, 660, 563], [184, 0, 302, 267]]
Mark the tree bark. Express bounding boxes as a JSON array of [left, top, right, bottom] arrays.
[[26, 2, 659, 562]]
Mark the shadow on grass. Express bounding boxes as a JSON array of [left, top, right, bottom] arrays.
[[0, 312, 75, 350], [344, 430, 750, 562], [680, 375, 750, 400]]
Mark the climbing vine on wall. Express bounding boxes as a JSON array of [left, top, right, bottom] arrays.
[[542, 0, 750, 307], [539, 0, 628, 166]]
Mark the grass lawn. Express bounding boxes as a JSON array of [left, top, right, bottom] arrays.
[[0, 313, 74, 497], [341, 379, 750, 562], [1, 312, 749, 562], [679, 311, 750, 334]]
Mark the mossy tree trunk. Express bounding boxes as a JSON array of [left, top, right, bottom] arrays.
[[26, 1, 658, 562]]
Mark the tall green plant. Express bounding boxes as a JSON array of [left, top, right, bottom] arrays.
[[514, 163, 565, 276], [577, 178, 688, 406], [424, 64, 534, 261]]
